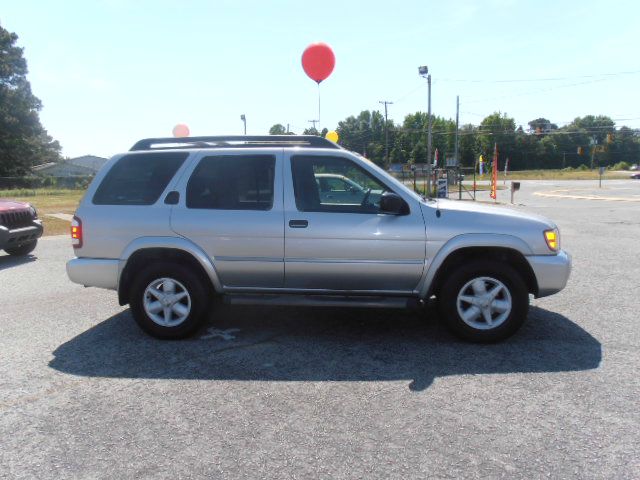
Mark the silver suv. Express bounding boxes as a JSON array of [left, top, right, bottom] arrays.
[[67, 135, 571, 342]]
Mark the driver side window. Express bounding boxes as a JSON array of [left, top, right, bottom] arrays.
[[291, 155, 390, 214]]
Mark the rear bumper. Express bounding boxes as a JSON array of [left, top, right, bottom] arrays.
[[0, 221, 43, 250], [526, 250, 572, 298], [66, 257, 120, 290]]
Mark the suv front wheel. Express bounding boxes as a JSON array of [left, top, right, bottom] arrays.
[[5, 239, 38, 256], [130, 263, 209, 339], [438, 260, 529, 343]]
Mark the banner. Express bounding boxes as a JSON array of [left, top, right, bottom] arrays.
[[490, 144, 498, 200], [478, 155, 484, 175]]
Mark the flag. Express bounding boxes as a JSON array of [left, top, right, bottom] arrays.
[[504, 157, 509, 176], [478, 155, 484, 175], [433, 148, 439, 167], [490, 143, 498, 200]]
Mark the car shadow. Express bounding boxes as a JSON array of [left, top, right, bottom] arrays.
[[0, 253, 37, 271], [49, 305, 601, 391]]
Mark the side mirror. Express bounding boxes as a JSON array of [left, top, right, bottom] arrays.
[[379, 192, 409, 215]]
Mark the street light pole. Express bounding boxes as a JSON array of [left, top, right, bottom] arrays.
[[240, 114, 246, 135], [419, 66, 433, 197]]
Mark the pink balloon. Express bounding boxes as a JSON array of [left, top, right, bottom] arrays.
[[172, 124, 190, 138]]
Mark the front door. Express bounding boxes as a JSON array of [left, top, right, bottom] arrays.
[[283, 153, 426, 292]]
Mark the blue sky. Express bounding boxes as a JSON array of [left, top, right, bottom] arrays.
[[2, 0, 639, 158]]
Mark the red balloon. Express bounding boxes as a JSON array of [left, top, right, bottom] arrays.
[[301, 42, 335, 84]]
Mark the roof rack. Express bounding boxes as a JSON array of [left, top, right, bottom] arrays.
[[129, 135, 341, 151]]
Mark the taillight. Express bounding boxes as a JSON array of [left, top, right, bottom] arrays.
[[71, 216, 83, 248]]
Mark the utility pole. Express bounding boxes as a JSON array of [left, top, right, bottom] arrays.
[[379, 100, 393, 170], [308, 119, 319, 132]]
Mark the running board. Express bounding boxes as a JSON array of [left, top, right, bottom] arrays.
[[223, 293, 421, 310]]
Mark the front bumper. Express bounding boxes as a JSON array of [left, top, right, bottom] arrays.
[[0, 221, 43, 250], [66, 257, 120, 290], [526, 250, 572, 298]]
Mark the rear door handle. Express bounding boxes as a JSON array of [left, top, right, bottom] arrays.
[[289, 220, 309, 228]]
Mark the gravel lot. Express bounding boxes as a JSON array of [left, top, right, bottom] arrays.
[[1, 179, 638, 479]]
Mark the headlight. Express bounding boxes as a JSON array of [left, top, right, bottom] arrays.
[[544, 228, 559, 252], [28, 205, 38, 219]]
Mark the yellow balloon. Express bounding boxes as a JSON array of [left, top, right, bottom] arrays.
[[325, 130, 339, 143]]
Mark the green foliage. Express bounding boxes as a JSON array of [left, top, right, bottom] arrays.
[[610, 161, 630, 170], [0, 23, 61, 175], [268, 124, 287, 135], [326, 108, 640, 171], [335, 110, 390, 166], [576, 164, 589, 171], [528, 118, 558, 134], [0, 175, 91, 190]]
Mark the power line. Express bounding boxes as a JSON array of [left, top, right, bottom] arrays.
[[463, 77, 611, 104], [438, 69, 640, 84]]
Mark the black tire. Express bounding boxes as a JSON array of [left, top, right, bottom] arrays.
[[4, 239, 37, 256], [438, 260, 529, 343], [129, 262, 209, 339]]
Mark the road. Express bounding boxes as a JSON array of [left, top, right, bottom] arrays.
[[1, 180, 638, 479]]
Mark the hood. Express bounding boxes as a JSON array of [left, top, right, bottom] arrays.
[[429, 198, 554, 226], [0, 199, 31, 213], [420, 199, 558, 255]]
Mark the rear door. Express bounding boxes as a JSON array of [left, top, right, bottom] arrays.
[[283, 152, 426, 292], [170, 149, 284, 288]]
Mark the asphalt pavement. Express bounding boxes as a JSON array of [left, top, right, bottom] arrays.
[[1, 179, 638, 479]]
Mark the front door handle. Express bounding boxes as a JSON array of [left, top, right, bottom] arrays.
[[289, 219, 309, 228]]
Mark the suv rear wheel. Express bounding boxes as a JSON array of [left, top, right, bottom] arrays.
[[438, 260, 529, 343], [130, 263, 209, 339]]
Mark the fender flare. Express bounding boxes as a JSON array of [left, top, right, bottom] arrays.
[[119, 236, 223, 293], [417, 233, 533, 298]]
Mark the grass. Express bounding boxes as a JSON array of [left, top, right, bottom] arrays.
[[0, 188, 84, 236], [478, 169, 631, 181]]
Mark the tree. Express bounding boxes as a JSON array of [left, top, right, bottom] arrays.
[[336, 110, 388, 165], [478, 112, 516, 168], [527, 118, 558, 136], [458, 124, 479, 167], [0, 23, 61, 175], [268, 124, 287, 135]]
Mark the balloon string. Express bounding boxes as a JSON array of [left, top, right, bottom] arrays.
[[317, 82, 321, 130]]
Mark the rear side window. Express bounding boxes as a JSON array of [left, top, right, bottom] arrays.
[[186, 155, 275, 210], [93, 152, 187, 205]]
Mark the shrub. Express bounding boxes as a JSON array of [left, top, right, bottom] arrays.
[[610, 161, 630, 171]]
